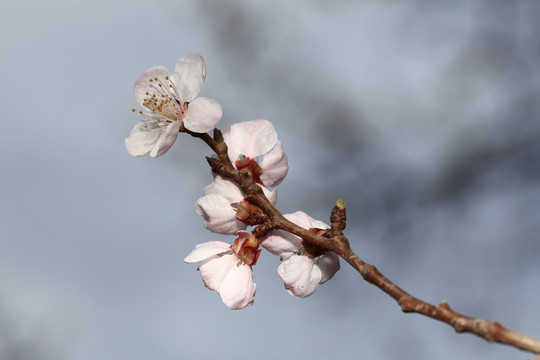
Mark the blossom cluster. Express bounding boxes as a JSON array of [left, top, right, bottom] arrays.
[[125, 55, 340, 309]]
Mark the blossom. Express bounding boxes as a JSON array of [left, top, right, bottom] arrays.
[[195, 175, 277, 235], [184, 231, 259, 310], [125, 54, 223, 158], [261, 211, 340, 298], [223, 120, 288, 187]]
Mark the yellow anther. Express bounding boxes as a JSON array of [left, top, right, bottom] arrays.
[[132, 108, 136, 112], [143, 125, 148, 128]]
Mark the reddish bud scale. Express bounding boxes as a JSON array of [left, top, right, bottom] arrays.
[[236, 199, 269, 225], [231, 234, 261, 266], [236, 157, 264, 185]]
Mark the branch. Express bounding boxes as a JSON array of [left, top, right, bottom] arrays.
[[194, 129, 540, 356]]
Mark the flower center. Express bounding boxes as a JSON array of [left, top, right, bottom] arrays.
[[236, 156, 264, 185], [141, 76, 187, 121]]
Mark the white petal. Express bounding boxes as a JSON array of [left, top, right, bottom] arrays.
[[316, 252, 340, 284], [260, 141, 288, 187], [183, 241, 231, 263], [260, 228, 302, 257], [260, 211, 324, 257], [278, 255, 322, 298], [183, 97, 223, 133], [285, 211, 329, 230], [133, 66, 171, 108], [262, 187, 277, 205], [219, 264, 256, 310], [198, 253, 237, 291], [125, 121, 161, 157], [204, 176, 244, 202], [170, 54, 206, 103], [149, 121, 180, 157], [224, 120, 278, 163], [195, 194, 246, 235]]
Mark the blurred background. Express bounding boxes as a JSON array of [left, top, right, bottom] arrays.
[[1, 0, 539, 359]]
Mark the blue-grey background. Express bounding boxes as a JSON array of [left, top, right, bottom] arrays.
[[1, 0, 539, 359]]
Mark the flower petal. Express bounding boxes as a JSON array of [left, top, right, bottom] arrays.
[[198, 253, 237, 292], [316, 252, 340, 284], [195, 194, 246, 235], [170, 54, 206, 103], [260, 228, 302, 257], [204, 176, 244, 201], [149, 121, 180, 157], [224, 120, 278, 163], [183, 241, 231, 263], [278, 255, 322, 298], [260, 212, 324, 257], [260, 141, 288, 187], [264, 188, 278, 205], [219, 263, 256, 310], [183, 97, 223, 133], [125, 121, 162, 157], [133, 66, 171, 108], [125, 120, 179, 158], [286, 211, 329, 230]]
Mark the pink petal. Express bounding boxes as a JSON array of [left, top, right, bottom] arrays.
[[260, 228, 302, 257], [125, 121, 163, 157], [133, 66, 171, 108], [195, 194, 246, 235], [278, 255, 322, 298], [198, 253, 237, 292], [316, 252, 340, 284], [219, 264, 256, 310], [170, 54, 206, 104], [224, 120, 278, 163], [183, 97, 223, 133], [260, 141, 288, 187], [264, 188, 278, 205], [149, 121, 180, 157], [286, 211, 329, 230], [183, 241, 231, 263], [204, 176, 243, 202]]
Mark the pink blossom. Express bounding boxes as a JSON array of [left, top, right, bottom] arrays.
[[195, 176, 277, 235], [184, 231, 260, 310], [261, 211, 340, 298], [223, 120, 288, 187], [126, 54, 223, 158]]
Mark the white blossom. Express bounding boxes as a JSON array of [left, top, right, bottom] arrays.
[[126, 54, 222, 157]]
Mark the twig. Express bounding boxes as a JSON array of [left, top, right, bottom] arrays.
[[193, 128, 540, 356]]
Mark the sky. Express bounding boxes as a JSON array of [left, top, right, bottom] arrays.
[[1, 0, 539, 359]]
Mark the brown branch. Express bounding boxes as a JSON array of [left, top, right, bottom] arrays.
[[192, 129, 540, 356]]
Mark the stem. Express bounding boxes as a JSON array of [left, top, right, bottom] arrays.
[[192, 128, 540, 356]]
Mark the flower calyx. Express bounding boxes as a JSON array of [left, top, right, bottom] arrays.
[[231, 232, 261, 266], [235, 199, 269, 226], [236, 156, 264, 185]]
